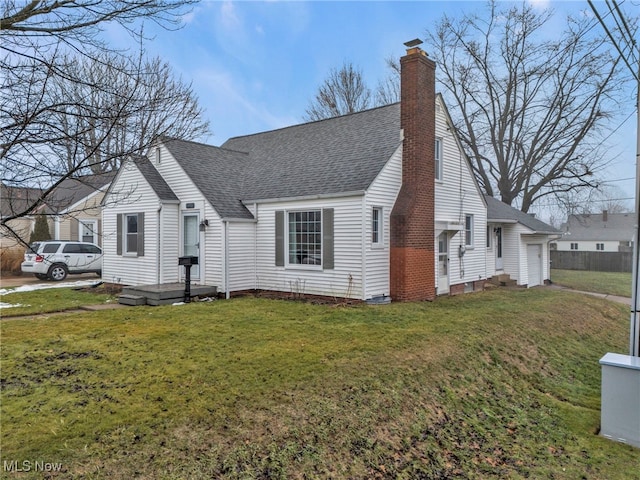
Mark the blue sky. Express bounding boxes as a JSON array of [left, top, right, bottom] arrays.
[[106, 0, 637, 214]]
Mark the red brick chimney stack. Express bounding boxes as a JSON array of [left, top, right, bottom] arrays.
[[390, 40, 437, 301]]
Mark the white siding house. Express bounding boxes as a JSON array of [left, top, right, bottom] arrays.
[[102, 44, 558, 300]]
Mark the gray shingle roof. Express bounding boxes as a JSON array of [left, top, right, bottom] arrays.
[[162, 104, 402, 219], [132, 156, 179, 202], [484, 195, 559, 234], [561, 212, 635, 241]]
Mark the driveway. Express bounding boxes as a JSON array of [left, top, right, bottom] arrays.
[[0, 273, 100, 289]]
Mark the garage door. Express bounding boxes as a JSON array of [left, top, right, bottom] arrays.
[[527, 244, 542, 287]]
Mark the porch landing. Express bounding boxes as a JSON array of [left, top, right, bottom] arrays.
[[118, 283, 217, 306]]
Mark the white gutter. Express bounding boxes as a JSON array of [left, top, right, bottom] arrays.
[[157, 204, 162, 284], [243, 190, 365, 205]]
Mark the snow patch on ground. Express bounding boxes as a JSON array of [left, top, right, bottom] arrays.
[[0, 302, 27, 309], [0, 279, 101, 297]]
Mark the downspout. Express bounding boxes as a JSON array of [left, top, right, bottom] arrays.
[[157, 204, 162, 284], [361, 195, 367, 300], [54, 215, 60, 240], [223, 219, 230, 299], [546, 234, 562, 282], [253, 203, 258, 291]]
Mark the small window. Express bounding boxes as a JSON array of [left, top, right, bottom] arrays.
[[596, 243, 604, 251], [155, 147, 161, 164], [465, 214, 474, 247], [372, 207, 382, 245], [435, 137, 443, 181], [570, 242, 578, 250], [126, 214, 139, 254], [486, 225, 492, 248]]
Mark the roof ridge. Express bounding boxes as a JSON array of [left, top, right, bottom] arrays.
[[225, 102, 401, 142]]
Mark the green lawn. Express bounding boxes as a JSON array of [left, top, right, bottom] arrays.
[[551, 268, 633, 297], [1, 289, 638, 479], [0, 285, 116, 316]]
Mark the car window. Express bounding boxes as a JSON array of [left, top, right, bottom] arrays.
[[42, 243, 60, 254], [80, 244, 101, 254], [62, 243, 83, 254], [29, 242, 41, 253]]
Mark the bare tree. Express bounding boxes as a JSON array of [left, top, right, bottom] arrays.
[[304, 62, 373, 121], [427, 1, 633, 212], [374, 56, 400, 106], [1, 0, 204, 245]]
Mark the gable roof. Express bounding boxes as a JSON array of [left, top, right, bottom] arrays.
[[132, 156, 179, 202], [47, 172, 116, 213], [560, 212, 635, 242], [484, 195, 559, 235], [1, 172, 114, 218], [161, 103, 402, 219]]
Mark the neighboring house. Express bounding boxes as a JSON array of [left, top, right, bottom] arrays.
[[0, 173, 114, 248], [484, 196, 560, 288], [47, 173, 115, 246], [102, 44, 558, 300], [553, 211, 635, 252], [0, 184, 45, 248]]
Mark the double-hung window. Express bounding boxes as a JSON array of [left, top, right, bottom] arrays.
[[570, 242, 578, 250], [372, 207, 382, 246], [435, 137, 443, 181], [465, 214, 474, 247], [117, 213, 144, 257]]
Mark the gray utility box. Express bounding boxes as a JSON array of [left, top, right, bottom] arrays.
[[599, 352, 640, 449]]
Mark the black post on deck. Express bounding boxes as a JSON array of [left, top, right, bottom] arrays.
[[178, 256, 199, 303]]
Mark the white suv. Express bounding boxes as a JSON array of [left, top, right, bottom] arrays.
[[21, 241, 103, 281]]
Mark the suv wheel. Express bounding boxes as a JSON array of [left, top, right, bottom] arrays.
[[48, 264, 68, 281]]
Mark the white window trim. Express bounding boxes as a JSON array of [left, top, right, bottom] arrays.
[[435, 137, 443, 182], [465, 214, 474, 248], [285, 209, 323, 270], [372, 206, 383, 248], [124, 213, 139, 256], [79, 219, 98, 243]]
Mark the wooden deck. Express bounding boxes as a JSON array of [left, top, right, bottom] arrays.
[[118, 283, 218, 306]]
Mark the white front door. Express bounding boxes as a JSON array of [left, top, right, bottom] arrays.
[[495, 227, 503, 270], [182, 213, 200, 280], [527, 244, 542, 287], [437, 232, 449, 295], [79, 220, 98, 244]]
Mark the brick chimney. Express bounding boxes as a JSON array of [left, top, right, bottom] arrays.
[[390, 40, 436, 301]]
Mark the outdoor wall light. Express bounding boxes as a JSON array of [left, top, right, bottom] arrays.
[[199, 219, 209, 232]]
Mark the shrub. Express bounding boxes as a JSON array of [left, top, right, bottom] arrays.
[[0, 247, 25, 274], [29, 215, 51, 243]]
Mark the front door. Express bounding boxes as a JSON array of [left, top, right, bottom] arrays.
[[437, 232, 449, 295], [182, 213, 200, 280], [495, 227, 503, 270]]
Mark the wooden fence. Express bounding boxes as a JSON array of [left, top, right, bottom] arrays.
[[551, 251, 633, 273]]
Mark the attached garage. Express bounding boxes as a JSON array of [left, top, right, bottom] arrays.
[[527, 244, 542, 287]]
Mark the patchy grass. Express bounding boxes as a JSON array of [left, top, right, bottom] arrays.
[[1, 290, 638, 479], [0, 287, 115, 317], [551, 268, 632, 297]]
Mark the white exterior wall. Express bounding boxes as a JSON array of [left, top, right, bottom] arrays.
[[103, 162, 162, 286], [254, 196, 364, 299], [500, 224, 521, 282], [555, 240, 620, 252], [159, 203, 180, 283], [518, 233, 552, 287], [226, 221, 257, 292], [154, 145, 224, 289], [363, 146, 402, 299], [434, 97, 488, 290]]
